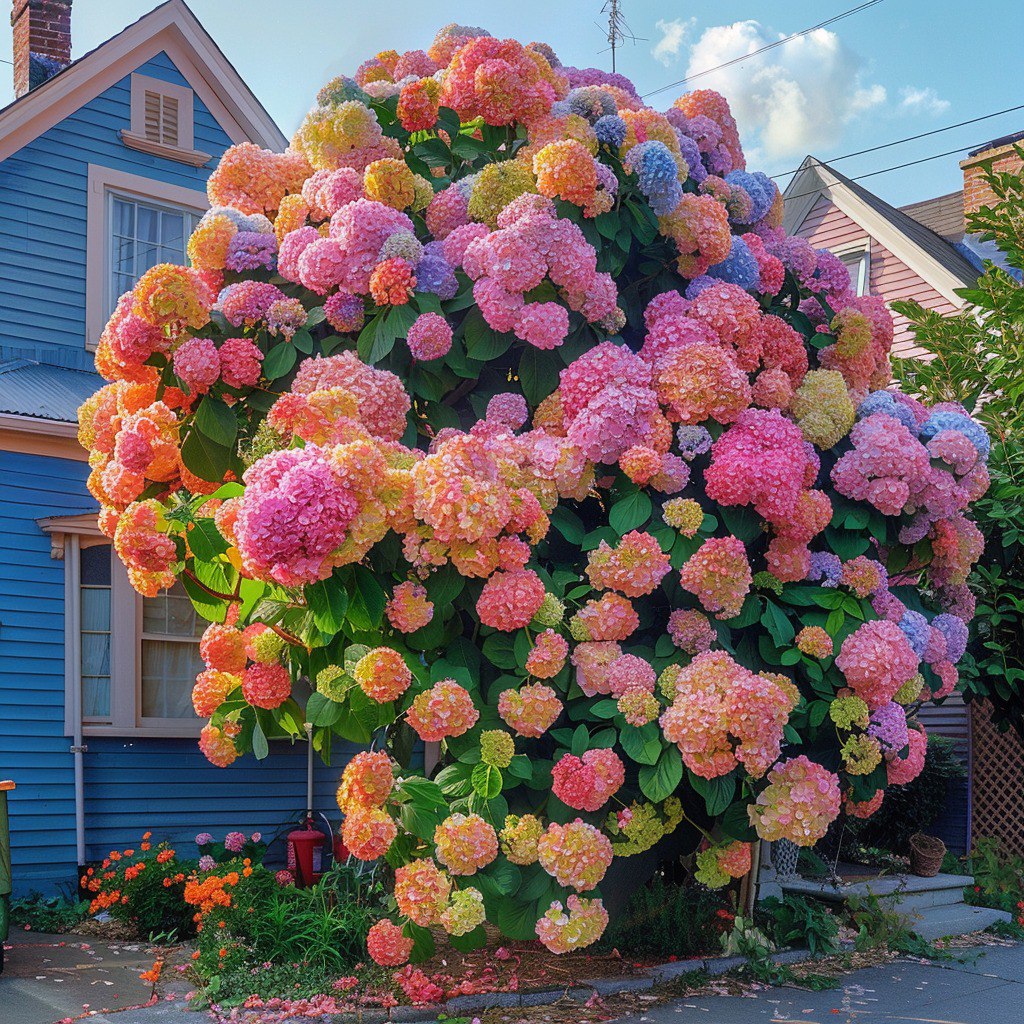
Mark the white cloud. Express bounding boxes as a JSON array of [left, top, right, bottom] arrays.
[[652, 18, 694, 66], [680, 21, 886, 161], [899, 86, 950, 116]]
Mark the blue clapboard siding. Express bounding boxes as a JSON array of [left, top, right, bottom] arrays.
[[0, 446, 361, 895], [0, 50, 231, 370], [0, 451, 90, 893]]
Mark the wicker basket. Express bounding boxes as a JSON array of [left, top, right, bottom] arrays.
[[909, 833, 946, 877]]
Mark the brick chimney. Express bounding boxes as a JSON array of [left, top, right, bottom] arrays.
[[960, 131, 1024, 218], [11, 0, 72, 98]]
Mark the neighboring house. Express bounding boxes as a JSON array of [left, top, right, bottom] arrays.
[[782, 132, 1024, 855], [0, 0, 351, 896]]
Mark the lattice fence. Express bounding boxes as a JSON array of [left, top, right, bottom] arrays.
[[970, 700, 1024, 856]]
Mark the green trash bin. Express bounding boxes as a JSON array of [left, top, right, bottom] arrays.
[[0, 780, 14, 975]]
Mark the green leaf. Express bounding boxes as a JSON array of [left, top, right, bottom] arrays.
[[550, 506, 586, 545], [181, 427, 231, 482], [639, 745, 682, 801], [720, 506, 763, 543], [471, 763, 504, 799], [187, 518, 228, 562], [463, 307, 511, 360], [347, 566, 386, 631], [482, 632, 517, 670], [436, 762, 474, 798], [507, 755, 533, 781], [251, 720, 269, 760], [761, 601, 795, 646], [194, 397, 238, 446], [720, 800, 757, 842], [690, 772, 735, 816], [305, 575, 350, 634], [518, 346, 560, 406], [619, 723, 662, 765], [306, 692, 344, 727], [448, 925, 487, 952], [403, 921, 436, 963], [493, 896, 540, 941], [262, 342, 297, 380], [609, 489, 653, 535], [570, 723, 590, 756]]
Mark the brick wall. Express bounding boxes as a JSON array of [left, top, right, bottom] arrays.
[[961, 140, 1024, 217], [11, 0, 72, 97]]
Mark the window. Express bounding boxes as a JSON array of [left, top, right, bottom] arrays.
[[837, 247, 871, 296], [108, 193, 201, 319], [86, 165, 208, 350], [56, 534, 205, 737], [121, 73, 211, 166]]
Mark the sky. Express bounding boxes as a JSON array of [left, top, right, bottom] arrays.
[[2, 0, 1022, 206]]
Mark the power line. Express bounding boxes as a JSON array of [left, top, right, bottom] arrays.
[[643, 0, 884, 100], [769, 103, 1024, 181], [781, 143, 981, 204]]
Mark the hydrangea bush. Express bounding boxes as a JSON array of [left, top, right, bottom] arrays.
[[79, 25, 989, 963]]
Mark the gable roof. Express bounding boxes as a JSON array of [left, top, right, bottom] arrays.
[[899, 191, 965, 242], [782, 156, 979, 306], [0, 0, 286, 163]]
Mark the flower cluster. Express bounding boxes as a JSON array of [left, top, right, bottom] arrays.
[[749, 756, 842, 846]]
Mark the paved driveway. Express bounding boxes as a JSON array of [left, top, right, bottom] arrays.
[[613, 944, 1024, 1024]]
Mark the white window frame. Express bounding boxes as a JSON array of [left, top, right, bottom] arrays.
[[41, 517, 205, 738], [120, 72, 212, 167], [831, 237, 872, 297], [85, 165, 207, 351]]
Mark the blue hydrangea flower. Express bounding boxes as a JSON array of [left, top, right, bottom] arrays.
[[898, 610, 931, 657], [932, 612, 969, 663], [808, 551, 842, 588], [684, 275, 717, 300], [857, 390, 920, 433], [674, 131, 706, 184], [676, 424, 712, 460], [725, 170, 775, 224], [416, 247, 458, 300], [594, 114, 627, 149], [919, 410, 991, 460], [705, 235, 759, 291], [624, 140, 682, 216]]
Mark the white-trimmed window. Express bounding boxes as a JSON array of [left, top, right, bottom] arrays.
[[41, 519, 206, 738], [833, 241, 871, 297], [85, 165, 207, 350], [107, 192, 201, 321], [121, 73, 212, 167]]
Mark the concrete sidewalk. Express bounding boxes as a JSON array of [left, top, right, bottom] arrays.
[[1, 929, 185, 1024], [612, 942, 1024, 1024]]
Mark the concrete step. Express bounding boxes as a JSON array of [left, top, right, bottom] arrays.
[[782, 872, 973, 913], [904, 902, 1013, 942]]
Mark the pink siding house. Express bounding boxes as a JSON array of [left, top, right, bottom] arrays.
[[780, 136, 1024, 853]]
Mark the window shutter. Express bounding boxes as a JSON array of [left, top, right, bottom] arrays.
[[143, 90, 180, 148]]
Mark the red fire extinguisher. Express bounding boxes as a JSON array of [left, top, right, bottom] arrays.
[[287, 817, 325, 888]]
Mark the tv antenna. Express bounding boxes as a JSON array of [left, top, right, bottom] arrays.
[[600, 0, 642, 73]]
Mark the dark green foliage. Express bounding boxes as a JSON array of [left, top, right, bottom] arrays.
[[760, 894, 840, 957], [853, 736, 966, 853], [10, 892, 88, 933], [596, 875, 731, 957]]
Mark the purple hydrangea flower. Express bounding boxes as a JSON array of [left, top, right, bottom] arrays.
[[625, 140, 683, 216], [676, 424, 712, 460], [932, 612, 969, 663], [195, 832, 214, 846], [198, 854, 216, 872], [705, 236, 760, 291], [868, 701, 909, 753], [898, 610, 931, 657], [594, 114, 627, 149], [224, 831, 246, 854], [225, 231, 278, 273], [808, 551, 842, 588]]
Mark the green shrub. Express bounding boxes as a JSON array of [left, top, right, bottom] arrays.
[[760, 895, 839, 957], [191, 861, 387, 990], [10, 892, 88, 933], [853, 736, 966, 853], [597, 875, 732, 958], [964, 837, 1024, 920]]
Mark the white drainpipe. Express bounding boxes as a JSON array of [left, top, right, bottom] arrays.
[[304, 721, 314, 814], [67, 533, 86, 868]]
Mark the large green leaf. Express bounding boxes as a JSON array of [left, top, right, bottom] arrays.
[[619, 723, 663, 765], [518, 346, 560, 406], [471, 763, 503, 799], [194, 396, 238, 446], [610, 489, 653, 535], [305, 575, 350, 634], [180, 427, 232, 482], [346, 566, 386, 631], [689, 772, 736, 816], [639, 745, 683, 801]]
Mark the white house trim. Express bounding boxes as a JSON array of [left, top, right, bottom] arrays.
[[0, 0, 286, 163], [85, 163, 209, 350], [122, 71, 213, 166], [782, 158, 971, 308]]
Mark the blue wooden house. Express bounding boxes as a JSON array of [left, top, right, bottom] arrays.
[[0, 0, 348, 897]]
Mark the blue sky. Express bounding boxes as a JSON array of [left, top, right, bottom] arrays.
[[3, 0, 1022, 205]]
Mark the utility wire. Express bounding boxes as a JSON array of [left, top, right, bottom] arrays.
[[643, 0, 884, 99], [781, 143, 981, 204], [769, 104, 1024, 181]]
